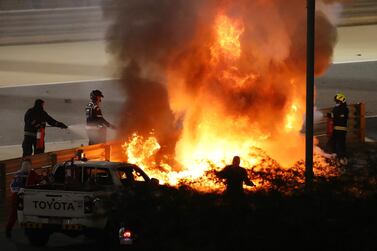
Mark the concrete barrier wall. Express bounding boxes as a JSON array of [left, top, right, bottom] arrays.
[[0, 6, 110, 45], [0, 0, 376, 45]]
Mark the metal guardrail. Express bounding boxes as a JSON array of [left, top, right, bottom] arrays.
[[0, 141, 124, 201], [0, 103, 366, 201]]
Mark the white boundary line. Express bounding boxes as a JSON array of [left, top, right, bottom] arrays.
[[333, 58, 377, 64], [0, 78, 118, 89]]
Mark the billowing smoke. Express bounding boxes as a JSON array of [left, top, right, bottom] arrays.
[[104, 0, 345, 168], [103, 0, 219, 157]]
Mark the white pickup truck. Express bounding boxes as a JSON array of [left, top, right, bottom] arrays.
[[17, 160, 160, 247]]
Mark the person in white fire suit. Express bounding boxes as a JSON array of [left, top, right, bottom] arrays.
[[85, 90, 116, 145]]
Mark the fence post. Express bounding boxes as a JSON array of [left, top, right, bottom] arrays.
[[359, 102, 366, 143], [0, 163, 5, 202]]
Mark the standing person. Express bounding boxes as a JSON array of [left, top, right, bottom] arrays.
[[85, 90, 116, 145], [216, 156, 255, 200], [330, 93, 349, 165], [22, 99, 68, 157], [5, 158, 39, 238]]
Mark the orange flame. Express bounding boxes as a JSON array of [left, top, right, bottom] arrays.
[[122, 132, 161, 169], [121, 11, 335, 192]]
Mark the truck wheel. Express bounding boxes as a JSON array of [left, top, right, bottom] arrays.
[[25, 229, 50, 247]]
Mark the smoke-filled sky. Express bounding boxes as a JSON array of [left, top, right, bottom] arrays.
[[104, 0, 347, 167]]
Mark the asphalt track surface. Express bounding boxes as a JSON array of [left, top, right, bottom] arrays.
[[0, 61, 376, 147]]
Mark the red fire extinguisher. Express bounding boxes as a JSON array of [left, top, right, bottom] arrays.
[[36, 127, 45, 150]]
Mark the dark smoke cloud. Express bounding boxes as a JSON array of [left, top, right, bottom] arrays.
[[118, 60, 178, 157], [103, 0, 218, 154], [104, 0, 217, 67], [103, 0, 342, 157]]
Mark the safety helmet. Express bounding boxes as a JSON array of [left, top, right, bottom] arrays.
[[90, 90, 104, 101], [334, 93, 346, 103]]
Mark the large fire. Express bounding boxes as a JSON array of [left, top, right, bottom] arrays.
[[107, 1, 341, 192]]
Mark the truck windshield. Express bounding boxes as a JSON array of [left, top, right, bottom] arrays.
[[84, 167, 113, 186], [53, 165, 113, 186]]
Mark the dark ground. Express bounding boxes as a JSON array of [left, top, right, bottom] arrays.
[[0, 144, 376, 251], [107, 142, 377, 251]]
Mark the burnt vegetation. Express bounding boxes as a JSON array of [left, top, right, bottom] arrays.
[[107, 142, 377, 251]]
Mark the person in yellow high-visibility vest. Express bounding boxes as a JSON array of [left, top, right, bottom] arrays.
[[330, 93, 349, 165]]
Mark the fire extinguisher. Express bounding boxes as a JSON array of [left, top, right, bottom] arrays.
[[36, 127, 45, 150]]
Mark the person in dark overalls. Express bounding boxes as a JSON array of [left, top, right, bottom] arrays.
[[22, 99, 68, 157]]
